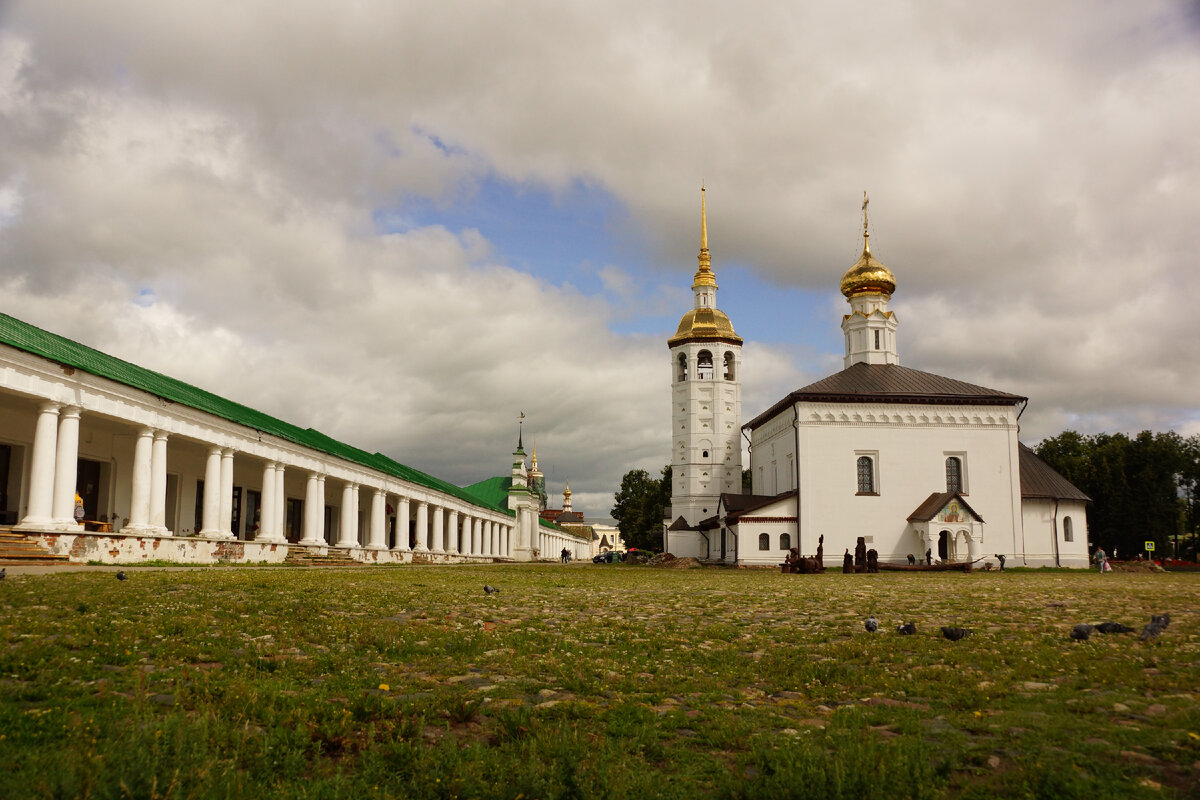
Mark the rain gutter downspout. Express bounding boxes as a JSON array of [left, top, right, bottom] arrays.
[[794, 405, 802, 558], [1051, 499, 1061, 568]]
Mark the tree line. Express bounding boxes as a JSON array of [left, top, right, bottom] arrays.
[[611, 431, 1200, 561], [1036, 430, 1199, 560]]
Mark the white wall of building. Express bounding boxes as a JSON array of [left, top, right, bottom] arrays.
[[750, 400, 1023, 566], [1020, 498, 1090, 568]]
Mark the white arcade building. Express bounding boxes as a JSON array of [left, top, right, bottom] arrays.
[[0, 312, 586, 564], [664, 194, 1089, 568]]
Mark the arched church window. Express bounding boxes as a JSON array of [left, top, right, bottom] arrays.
[[856, 456, 875, 494], [723, 351, 736, 380], [697, 350, 714, 379], [758, 533, 770, 551], [946, 457, 962, 493], [779, 533, 791, 550], [1063, 516, 1074, 542], [677, 353, 688, 382]]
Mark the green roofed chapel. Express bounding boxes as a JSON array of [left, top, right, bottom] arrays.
[[0, 312, 585, 564]]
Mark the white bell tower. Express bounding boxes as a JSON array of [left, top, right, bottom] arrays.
[[840, 192, 899, 367], [668, 188, 743, 528]]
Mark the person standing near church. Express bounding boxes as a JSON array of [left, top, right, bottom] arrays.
[[1093, 547, 1107, 573]]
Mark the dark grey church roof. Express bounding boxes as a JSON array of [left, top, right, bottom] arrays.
[[1019, 443, 1091, 501], [745, 362, 1026, 430]]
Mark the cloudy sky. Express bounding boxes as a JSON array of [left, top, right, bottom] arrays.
[[1, 1, 1197, 520]]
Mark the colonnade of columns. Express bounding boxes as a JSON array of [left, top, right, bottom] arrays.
[[14, 401, 515, 558], [538, 529, 588, 561]]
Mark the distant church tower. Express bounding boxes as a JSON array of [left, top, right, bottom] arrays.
[[668, 188, 743, 527], [840, 192, 899, 367]]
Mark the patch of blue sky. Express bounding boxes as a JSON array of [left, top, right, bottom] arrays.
[[376, 174, 644, 296], [375, 174, 839, 357]]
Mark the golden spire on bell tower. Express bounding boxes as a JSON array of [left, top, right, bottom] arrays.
[[693, 184, 716, 288]]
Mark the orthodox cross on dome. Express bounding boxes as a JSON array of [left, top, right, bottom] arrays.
[[861, 190, 871, 253]]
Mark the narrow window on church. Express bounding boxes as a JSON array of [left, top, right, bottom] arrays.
[[779, 533, 791, 550], [723, 351, 735, 380], [856, 456, 875, 494], [677, 353, 688, 382], [874, 330, 880, 350], [758, 533, 770, 551], [697, 350, 714, 379], [946, 457, 962, 493], [1063, 516, 1074, 542]]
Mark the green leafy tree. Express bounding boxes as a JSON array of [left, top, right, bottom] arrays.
[[611, 465, 671, 551], [1037, 430, 1191, 559]]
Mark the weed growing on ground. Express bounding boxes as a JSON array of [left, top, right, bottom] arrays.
[[0, 566, 1197, 798]]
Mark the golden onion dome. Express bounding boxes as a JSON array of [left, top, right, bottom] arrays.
[[668, 307, 743, 346], [840, 239, 896, 298]]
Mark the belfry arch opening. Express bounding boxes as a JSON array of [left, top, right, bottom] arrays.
[[723, 351, 735, 380], [697, 350, 713, 379], [677, 353, 688, 382]]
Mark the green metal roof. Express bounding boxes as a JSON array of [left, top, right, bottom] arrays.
[[0, 311, 514, 517]]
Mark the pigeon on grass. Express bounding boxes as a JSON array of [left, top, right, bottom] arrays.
[[941, 626, 971, 642], [116, 571, 127, 581], [864, 617, 879, 633], [1070, 624, 1093, 641], [483, 585, 499, 595], [897, 622, 917, 636], [1139, 622, 1165, 641], [0, 567, 6, 580], [1093, 621, 1134, 634], [1150, 613, 1170, 629]]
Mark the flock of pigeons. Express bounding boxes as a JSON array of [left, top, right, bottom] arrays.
[[1070, 613, 1171, 642], [864, 617, 970, 640], [865, 613, 1172, 642]]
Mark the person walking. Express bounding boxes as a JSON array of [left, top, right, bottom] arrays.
[[1093, 546, 1107, 573], [560, 547, 570, 564]]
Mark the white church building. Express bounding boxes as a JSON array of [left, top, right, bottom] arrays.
[[665, 194, 1090, 569], [0, 313, 587, 564]]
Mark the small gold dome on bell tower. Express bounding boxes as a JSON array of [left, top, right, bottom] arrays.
[[840, 191, 896, 298]]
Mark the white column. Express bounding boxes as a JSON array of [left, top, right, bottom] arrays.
[[199, 446, 223, 536], [300, 472, 322, 544], [394, 496, 410, 551], [50, 406, 83, 528], [274, 464, 287, 540], [316, 475, 327, 542], [431, 505, 444, 554], [18, 402, 60, 528], [447, 510, 459, 555], [368, 489, 386, 549], [257, 462, 277, 541], [123, 427, 155, 533], [218, 449, 235, 538], [414, 501, 429, 552], [501, 525, 508, 557], [337, 482, 358, 547], [149, 431, 170, 535]]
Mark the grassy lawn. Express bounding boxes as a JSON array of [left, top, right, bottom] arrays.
[[1, 565, 1198, 799]]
